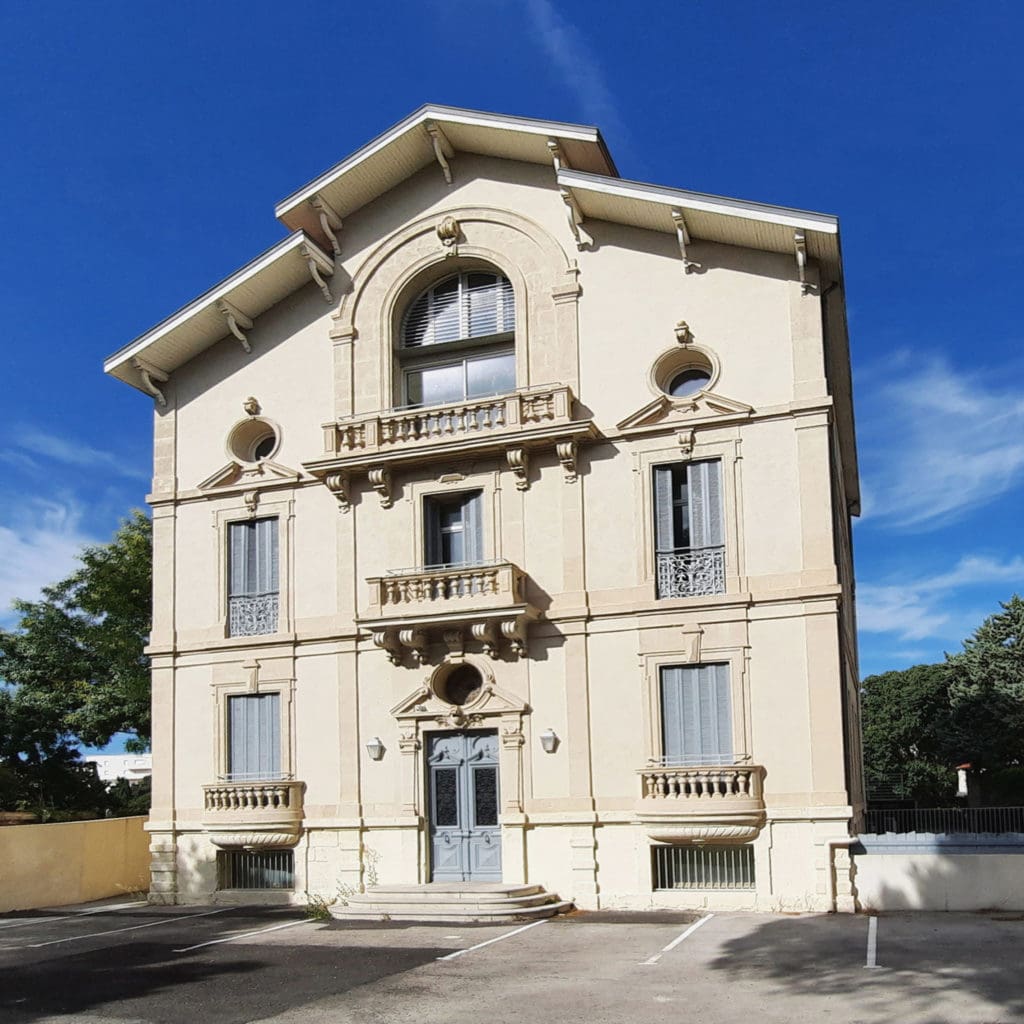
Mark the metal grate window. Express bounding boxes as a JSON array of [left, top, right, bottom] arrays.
[[217, 849, 294, 890], [652, 844, 755, 891]]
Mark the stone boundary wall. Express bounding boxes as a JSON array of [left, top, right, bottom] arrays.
[[852, 833, 1024, 912], [0, 816, 149, 913]]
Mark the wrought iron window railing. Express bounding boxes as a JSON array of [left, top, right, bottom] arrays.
[[228, 592, 279, 637], [656, 545, 725, 598]]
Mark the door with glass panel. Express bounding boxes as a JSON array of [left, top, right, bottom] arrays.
[[427, 731, 501, 882]]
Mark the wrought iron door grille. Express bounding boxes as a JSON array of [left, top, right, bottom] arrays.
[[217, 849, 294, 890], [652, 844, 755, 890]]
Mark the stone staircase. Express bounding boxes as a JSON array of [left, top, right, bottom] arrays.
[[328, 882, 573, 924]]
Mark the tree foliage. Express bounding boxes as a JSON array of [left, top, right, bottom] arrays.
[[862, 595, 1024, 806], [0, 511, 151, 815]]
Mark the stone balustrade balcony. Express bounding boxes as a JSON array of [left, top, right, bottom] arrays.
[[361, 560, 538, 664], [636, 763, 766, 844], [303, 385, 597, 505], [201, 778, 304, 849]]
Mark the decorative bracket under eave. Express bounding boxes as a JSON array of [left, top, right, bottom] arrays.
[[325, 471, 351, 513], [299, 242, 334, 302], [424, 120, 454, 185], [132, 357, 168, 407], [560, 188, 586, 250], [216, 299, 254, 353], [310, 195, 343, 257], [794, 230, 811, 294], [547, 138, 570, 174], [670, 209, 702, 273]]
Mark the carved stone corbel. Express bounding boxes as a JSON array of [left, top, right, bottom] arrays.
[[556, 440, 579, 483], [368, 466, 393, 508], [501, 617, 529, 657], [299, 242, 333, 302], [424, 121, 454, 184], [310, 195, 343, 257], [677, 429, 695, 457], [372, 629, 403, 665], [443, 629, 465, 657], [471, 620, 501, 659], [132, 358, 168, 407], [398, 629, 429, 665], [398, 727, 421, 754], [560, 188, 586, 250], [216, 299, 254, 354], [670, 209, 702, 273], [674, 320, 693, 346], [506, 447, 530, 491], [436, 216, 460, 255], [243, 490, 259, 516], [325, 471, 351, 513]]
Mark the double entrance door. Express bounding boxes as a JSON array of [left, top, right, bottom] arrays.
[[427, 730, 501, 882]]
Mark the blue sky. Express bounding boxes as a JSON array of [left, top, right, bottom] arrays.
[[1, 2, 1022, 754]]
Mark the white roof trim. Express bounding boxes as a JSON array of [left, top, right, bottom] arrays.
[[275, 104, 606, 220], [103, 231, 332, 373], [558, 169, 839, 234]]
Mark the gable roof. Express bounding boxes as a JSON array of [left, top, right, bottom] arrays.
[[275, 104, 618, 248]]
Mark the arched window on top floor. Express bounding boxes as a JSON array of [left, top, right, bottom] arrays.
[[398, 269, 515, 408]]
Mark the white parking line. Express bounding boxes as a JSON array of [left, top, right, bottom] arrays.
[[174, 918, 312, 952], [0, 900, 149, 931], [639, 913, 714, 965], [865, 915, 880, 969], [436, 919, 548, 961], [25, 909, 226, 948]]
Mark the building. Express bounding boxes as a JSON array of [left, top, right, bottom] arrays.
[[83, 754, 153, 785], [105, 105, 862, 912]]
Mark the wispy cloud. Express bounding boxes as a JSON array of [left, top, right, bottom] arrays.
[[523, 0, 629, 145], [13, 427, 149, 482], [0, 499, 96, 620], [858, 356, 1024, 529], [858, 554, 1024, 642]]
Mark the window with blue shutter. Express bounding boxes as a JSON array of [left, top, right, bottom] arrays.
[[424, 491, 484, 567], [659, 664, 733, 766], [227, 693, 282, 780], [653, 460, 725, 598], [227, 517, 279, 636]]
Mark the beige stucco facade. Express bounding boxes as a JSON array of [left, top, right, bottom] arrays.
[[107, 106, 863, 912]]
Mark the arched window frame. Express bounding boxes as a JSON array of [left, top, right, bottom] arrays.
[[396, 268, 517, 409]]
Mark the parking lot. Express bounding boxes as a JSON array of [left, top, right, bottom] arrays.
[[1, 900, 1022, 1024]]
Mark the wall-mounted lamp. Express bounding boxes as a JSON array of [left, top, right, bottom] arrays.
[[539, 728, 560, 754], [366, 737, 386, 761]]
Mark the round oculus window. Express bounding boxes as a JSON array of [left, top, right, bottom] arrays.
[[436, 664, 484, 707], [226, 417, 280, 464], [667, 367, 711, 397]]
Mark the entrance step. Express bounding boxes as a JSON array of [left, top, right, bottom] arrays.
[[329, 882, 573, 923]]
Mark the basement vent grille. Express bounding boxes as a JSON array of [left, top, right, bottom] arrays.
[[652, 844, 755, 891]]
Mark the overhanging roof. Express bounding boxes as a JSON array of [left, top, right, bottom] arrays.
[[104, 232, 333, 391], [275, 104, 618, 248], [558, 168, 842, 282]]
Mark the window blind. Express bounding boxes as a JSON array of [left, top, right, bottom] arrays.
[[228, 693, 281, 780], [228, 518, 279, 597], [660, 664, 733, 766]]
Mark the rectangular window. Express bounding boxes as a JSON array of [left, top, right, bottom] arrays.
[[228, 517, 279, 636], [423, 491, 484, 567], [652, 844, 754, 891], [227, 693, 281, 780], [217, 849, 294, 890], [404, 349, 514, 407], [659, 664, 733, 766], [653, 460, 724, 598]]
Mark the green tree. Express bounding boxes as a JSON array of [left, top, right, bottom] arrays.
[[0, 510, 152, 751], [946, 595, 1024, 773], [0, 512, 152, 815], [861, 662, 959, 805]]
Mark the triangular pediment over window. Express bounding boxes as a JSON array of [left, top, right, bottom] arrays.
[[196, 459, 301, 495], [616, 391, 754, 433], [390, 679, 529, 723]]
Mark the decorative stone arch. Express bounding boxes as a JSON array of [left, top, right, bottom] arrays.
[[328, 206, 582, 419]]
